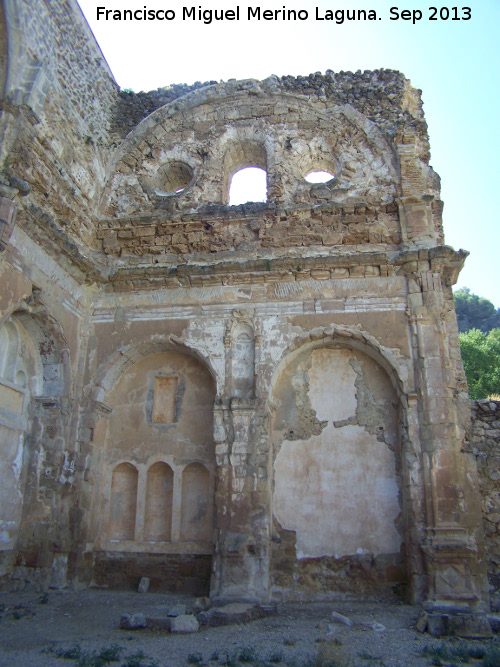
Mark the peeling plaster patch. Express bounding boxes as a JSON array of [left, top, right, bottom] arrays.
[[274, 423, 401, 558], [184, 319, 225, 392], [308, 349, 357, 422], [273, 348, 401, 560]]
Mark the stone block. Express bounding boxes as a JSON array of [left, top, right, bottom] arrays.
[[120, 614, 147, 630], [170, 614, 199, 634], [138, 577, 150, 593]]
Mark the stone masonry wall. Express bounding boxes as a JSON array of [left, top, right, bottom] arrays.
[[468, 399, 500, 606], [1, 0, 119, 247]]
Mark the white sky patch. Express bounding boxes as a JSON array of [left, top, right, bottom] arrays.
[[229, 167, 267, 205]]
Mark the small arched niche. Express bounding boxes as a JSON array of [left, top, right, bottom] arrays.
[[144, 462, 174, 541], [109, 463, 138, 540], [180, 462, 211, 542], [230, 321, 255, 398], [224, 141, 267, 205]]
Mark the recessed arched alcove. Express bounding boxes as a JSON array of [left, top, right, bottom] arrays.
[[145, 462, 173, 541], [270, 340, 406, 601], [0, 308, 69, 575], [109, 463, 138, 541], [89, 346, 215, 593], [180, 462, 211, 543]]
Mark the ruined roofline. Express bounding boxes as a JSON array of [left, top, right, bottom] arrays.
[[111, 68, 427, 145]]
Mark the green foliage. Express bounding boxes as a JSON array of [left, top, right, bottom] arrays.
[[454, 287, 500, 333], [121, 650, 159, 667], [459, 328, 500, 399], [46, 643, 157, 667]]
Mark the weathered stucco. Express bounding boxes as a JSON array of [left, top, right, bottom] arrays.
[[273, 348, 401, 561], [0, 0, 493, 633]]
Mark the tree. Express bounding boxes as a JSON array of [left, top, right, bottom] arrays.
[[459, 328, 500, 399], [454, 287, 500, 333]]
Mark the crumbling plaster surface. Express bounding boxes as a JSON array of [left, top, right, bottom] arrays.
[[273, 348, 401, 560]]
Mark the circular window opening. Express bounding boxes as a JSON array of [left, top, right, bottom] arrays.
[[304, 170, 335, 184], [229, 167, 267, 206], [156, 161, 194, 194]]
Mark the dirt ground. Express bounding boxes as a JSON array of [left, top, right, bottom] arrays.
[[0, 589, 497, 667]]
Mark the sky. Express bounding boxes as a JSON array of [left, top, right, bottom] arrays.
[[77, 0, 500, 307]]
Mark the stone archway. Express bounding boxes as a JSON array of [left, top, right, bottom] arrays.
[[85, 344, 216, 594], [269, 332, 410, 601]]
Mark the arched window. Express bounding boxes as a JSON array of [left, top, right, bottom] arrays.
[[223, 141, 267, 205], [229, 167, 267, 205]]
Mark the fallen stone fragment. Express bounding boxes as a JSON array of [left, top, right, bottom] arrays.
[[366, 621, 386, 632], [168, 603, 187, 617], [204, 603, 268, 628], [331, 611, 353, 627], [416, 612, 428, 633], [138, 577, 150, 594], [145, 616, 171, 631], [488, 615, 500, 634], [170, 614, 199, 634], [193, 596, 211, 612], [120, 613, 147, 630]]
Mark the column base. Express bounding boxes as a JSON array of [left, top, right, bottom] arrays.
[[418, 602, 492, 638]]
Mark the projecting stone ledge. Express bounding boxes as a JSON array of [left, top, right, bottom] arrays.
[[197, 602, 277, 628]]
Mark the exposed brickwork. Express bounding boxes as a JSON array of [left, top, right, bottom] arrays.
[[92, 552, 211, 595]]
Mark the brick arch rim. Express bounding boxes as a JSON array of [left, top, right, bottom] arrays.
[[267, 325, 408, 411], [89, 336, 219, 404], [104, 87, 397, 191]]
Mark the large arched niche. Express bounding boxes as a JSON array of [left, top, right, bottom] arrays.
[[0, 306, 69, 578], [269, 333, 408, 601], [88, 346, 216, 593]]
